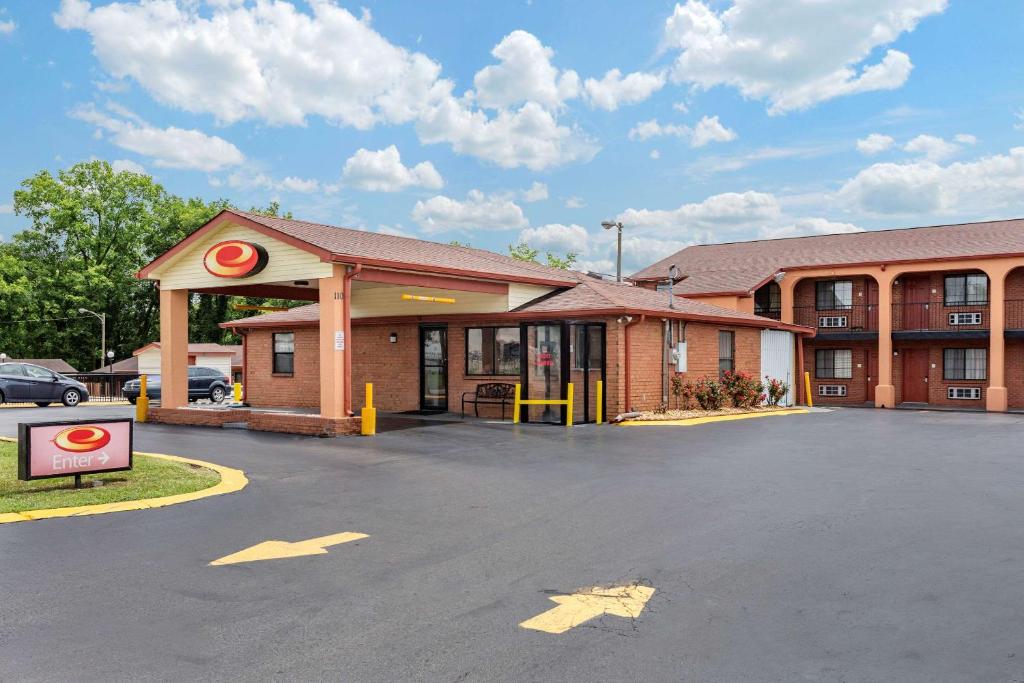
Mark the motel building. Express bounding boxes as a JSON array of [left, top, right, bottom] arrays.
[[137, 210, 809, 435], [633, 218, 1024, 412]]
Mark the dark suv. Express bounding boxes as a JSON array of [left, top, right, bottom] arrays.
[[0, 362, 90, 407], [123, 366, 231, 404]]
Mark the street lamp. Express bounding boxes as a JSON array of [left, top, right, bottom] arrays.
[[601, 220, 624, 283], [668, 264, 681, 310], [78, 308, 106, 370], [106, 350, 115, 373]]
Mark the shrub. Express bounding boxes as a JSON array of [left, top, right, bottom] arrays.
[[720, 370, 764, 408], [764, 376, 790, 406], [694, 377, 727, 410], [670, 374, 696, 410]]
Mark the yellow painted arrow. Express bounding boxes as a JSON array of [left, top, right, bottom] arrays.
[[209, 532, 368, 566], [519, 584, 655, 634]]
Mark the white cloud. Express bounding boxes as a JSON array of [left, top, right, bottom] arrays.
[[1015, 110, 1024, 132], [691, 115, 738, 147], [342, 145, 443, 192], [759, 217, 863, 239], [903, 134, 959, 161], [55, 2, 596, 171], [954, 133, 977, 145], [617, 191, 782, 237], [521, 181, 549, 202], [857, 133, 894, 155], [111, 159, 146, 174], [224, 170, 324, 194], [661, 0, 947, 114], [70, 103, 244, 172], [472, 30, 579, 111], [0, 19, 15, 35], [583, 69, 666, 111], [564, 196, 585, 209], [411, 189, 528, 233], [629, 115, 736, 147], [518, 223, 589, 254], [672, 101, 689, 113], [650, 149, 661, 160], [838, 146, 1024, 216]]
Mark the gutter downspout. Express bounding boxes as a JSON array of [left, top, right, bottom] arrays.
[[796, 331, 806, 406], [662, 319, 671, 406], [343, 264, 362, 416], [624, 314, 646, 413]]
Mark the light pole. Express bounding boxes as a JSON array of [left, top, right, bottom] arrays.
[[668, 264, 680, 309], [601, 220, 624, 283], [106, 350, 115, 373], [78, 308, 106, 371]]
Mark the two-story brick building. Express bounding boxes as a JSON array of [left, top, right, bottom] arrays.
[[138, 209, 807, 434], [633, 218, 1024, 412]]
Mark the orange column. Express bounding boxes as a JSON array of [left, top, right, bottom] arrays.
[[986, 265, 1009, 412], [875, 271, 896, 408], [319, 265, 348, 419], [780, 274, 795, 324], [159, 287, 189, 409]]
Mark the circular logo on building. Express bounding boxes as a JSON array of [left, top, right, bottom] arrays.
[[53, 426, 111, 453], [203, 240, 269, 278]]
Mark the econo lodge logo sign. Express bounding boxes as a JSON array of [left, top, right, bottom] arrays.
[[53, 425, 111, 453], [203, 240, 269, 278]]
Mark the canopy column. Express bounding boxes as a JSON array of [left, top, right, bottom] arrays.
[[319, 264, 349, 419], [159, 288, 189, 408]]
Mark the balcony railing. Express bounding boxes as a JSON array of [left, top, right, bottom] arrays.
[[793, 305, 878, 332], [754, 306, 781, 320], [1007, 300, 1024, 330], [891, 302, 989, 332]]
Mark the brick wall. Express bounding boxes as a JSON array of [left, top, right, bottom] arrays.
[[244, 327, 321, 408], [1006, 340, 1024, 409], [891, 340, 990, 407], [802, 340, 876, 404]]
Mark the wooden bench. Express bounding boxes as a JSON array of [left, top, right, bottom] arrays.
[[461, 382, 517, 420]]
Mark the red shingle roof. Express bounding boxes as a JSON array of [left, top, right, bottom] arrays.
[[632, 218, 1024, 295]]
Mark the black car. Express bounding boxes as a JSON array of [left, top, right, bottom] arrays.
[[123, 366, 230, 404], [0, 362, 90, 407]]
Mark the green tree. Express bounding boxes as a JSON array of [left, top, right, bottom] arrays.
[[508, 241, 577, 270]]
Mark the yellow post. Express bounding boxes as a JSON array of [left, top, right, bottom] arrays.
[[360, 382, 376, 436], [803, 371, 814, 408], [513, 383, 522, 424], [566, 382, 574, 427], [135, 374, 149, 423], [233, 382, 242, 403], [595, 380, 603, 424]]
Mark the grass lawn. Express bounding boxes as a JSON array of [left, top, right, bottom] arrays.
[[0, 441, 220, 513]]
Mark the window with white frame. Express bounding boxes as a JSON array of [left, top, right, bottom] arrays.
[[818, 316, 848, 328], [943, 348, 986, 380], [948, 387, 981, 400], [272, 332, 294, 375], [819, 384, 848, 397], [815, 280, 853, 310], [815, 349, 853, 379]]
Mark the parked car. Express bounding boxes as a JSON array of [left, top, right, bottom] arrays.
[[123, 366, 230, 404], [0, 362, 90, 407]]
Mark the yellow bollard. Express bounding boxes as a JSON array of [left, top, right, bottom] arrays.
[[595, 380, 603, 424], [360, 382, 377, 436], [512, 383, 522, 424], [804, 371, 814, 408], [566, 382, 574, 427], [233, 382, 243, 403], [136, 374, 149, 423]]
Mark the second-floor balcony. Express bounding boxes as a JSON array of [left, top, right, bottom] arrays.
[[1004, 300, 1024, 334], [891, 302, 989, 337], [794, 305, 878, 338]]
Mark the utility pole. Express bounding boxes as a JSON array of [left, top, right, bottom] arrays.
[[601, 221, 625, 283]]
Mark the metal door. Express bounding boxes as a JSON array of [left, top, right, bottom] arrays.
[[902, 348, 929, 403], [420, 326, 448, 411], [903, 277, 930, 330], [569, 323, 606, 423], [760, 330, 794, 406]]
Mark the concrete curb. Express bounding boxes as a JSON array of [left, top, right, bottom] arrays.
[[617, 408, 809, 427], [0, 437, 248, 524]]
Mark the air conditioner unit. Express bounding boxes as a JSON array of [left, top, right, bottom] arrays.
[[947, 386, 981, 400], [818, 384, 848, 397], [818, 316, 848, 328], [949, 312, 982, 326]]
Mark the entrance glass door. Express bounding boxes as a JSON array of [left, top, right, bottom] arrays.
[[570, 323, 606, 424], [420, 326, 448, 411], [522, 324, 563, 424]]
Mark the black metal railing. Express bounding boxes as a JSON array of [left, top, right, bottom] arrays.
[[891, 302, 989, 332], [64, 372, 140, 402], [754, 306, 782, 320], [1006, 300, 1024, 329], [793, 305, 878, 332]]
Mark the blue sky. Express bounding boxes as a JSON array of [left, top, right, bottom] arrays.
[[1, 0, 1023, 274]]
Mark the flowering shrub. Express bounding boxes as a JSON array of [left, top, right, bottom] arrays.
[[720, 370, 764, 408], [670, 374, 696, 409], [764, 376, 790, 406], [694, 376, 727, 410]]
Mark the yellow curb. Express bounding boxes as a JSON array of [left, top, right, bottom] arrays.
[[0, 401, 131, 409], [618, 408, 809, 426], [0, 437, 247, 524]]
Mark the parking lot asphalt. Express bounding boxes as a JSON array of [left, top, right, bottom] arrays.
[[2, 404, 1024, 682]]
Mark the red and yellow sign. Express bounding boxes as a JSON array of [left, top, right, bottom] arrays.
[[53, 425, 111, 453], [203, 240, 269, 278]]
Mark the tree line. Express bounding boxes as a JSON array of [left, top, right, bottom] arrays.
[[0, 160, 291, 372]]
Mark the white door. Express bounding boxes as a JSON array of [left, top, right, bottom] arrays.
[[760, 330, 794, 406]]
